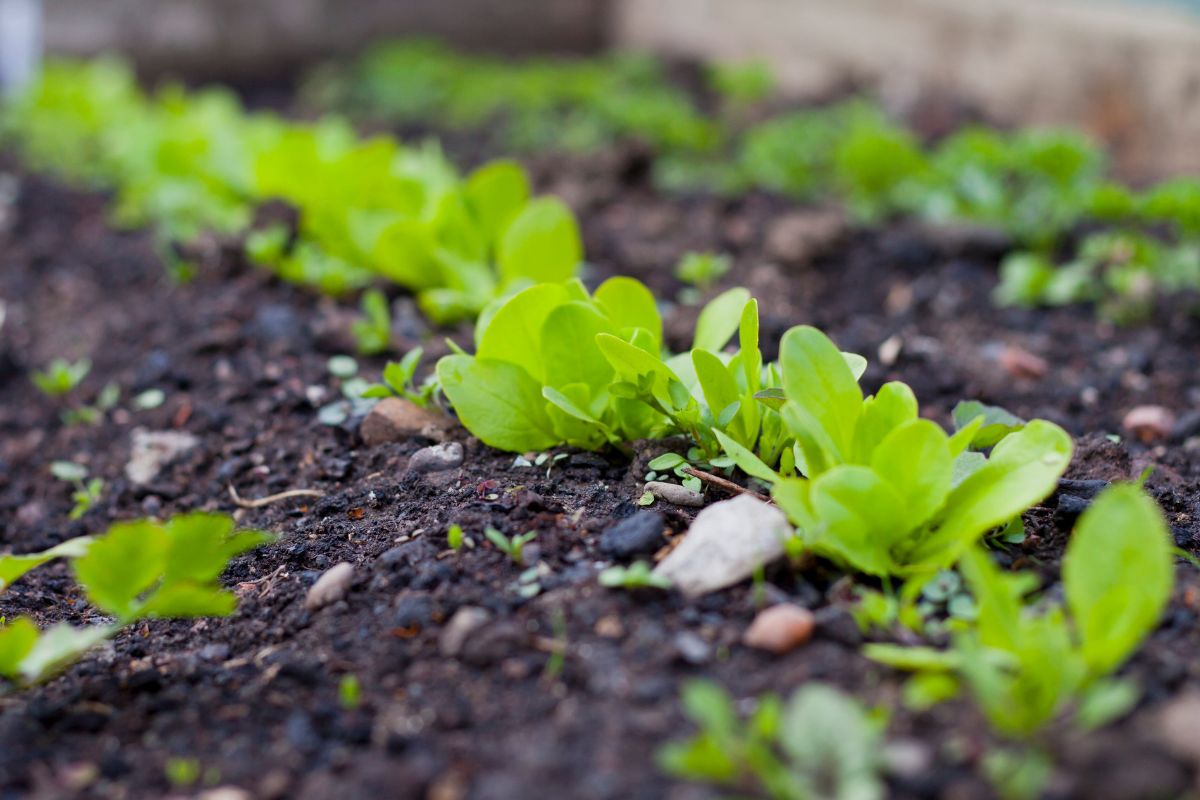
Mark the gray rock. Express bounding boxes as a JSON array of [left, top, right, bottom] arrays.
[[125, 428, 199, 485], [439, 606, 492, 657], [645, 481, 704, 508], [652, 495, 792, 597], [304, 562, 354, 611], [1157, 690, 1200, 764], [673, 631, 712, 665], [407, 441, 464, 474], [599, 512, 665, 559]]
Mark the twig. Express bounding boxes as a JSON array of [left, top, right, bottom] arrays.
[[681, 466, 770, 501], [228, 484, 324, 509]]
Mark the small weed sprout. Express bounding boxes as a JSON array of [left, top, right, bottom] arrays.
[[485, 527, 536, 565], [598, 562, 671, 591], [338, 674, 362, 710], [446, 523, 465, 551], [31, 358, 90, 398], [351, 288, 391, 355], [674, 251, 731, 290], [361, 347, 436, 407], [50, 461, 103, 520], [164, 758, 201, 789]]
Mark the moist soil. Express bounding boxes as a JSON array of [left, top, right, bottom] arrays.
[[1, 135, 1199, 800]]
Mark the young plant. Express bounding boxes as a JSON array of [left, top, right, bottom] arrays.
[[30, 357, 90, 397], [437, 279, 773, 460], [361, 347, 436, 407], [659, 680, 886, 800], [351, 288, 391, 355], [717, 326, 1072, 579], [674, 251, 731, 290], [50, 461, 104, 520], [0, 513, 273, 686], [484, 527, 536, 565], [865, 484, 1173, 740], [598, 561, 672, 591]]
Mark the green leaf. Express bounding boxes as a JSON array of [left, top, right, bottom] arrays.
[[0, 537, 95, 594], [871, 420, 952, 529], [464, 159, 530, 246], [952, 400, 1026, 449], [863, 643, 961, 672], [475, 282, 571, 382], [851, 382, 918, 463], [437, 355, 558, 452], [497, 197, 581, 285], [693, 288, 751, 352], [16, 623, 116, 685], [693, 349, 742, 433], [138, 582, 238, 619], [803, 465, 903, 576], [72, 520, 168, 619], [1064, 484, 1173, 677], [594, 276, 662, 351], [161, 512, 274, 585], [778, 684, 884, 800], [714, 429, 780, 485], [0, 618, 40, 680], [1075, 677, 1140, 731], [904, 421, 1072, 571], [540, 302, 615, 393], [779, 326, 863, 461], [50, 461, 88, 483]]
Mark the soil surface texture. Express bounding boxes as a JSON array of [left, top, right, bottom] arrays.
[[1, 135, 1199, 800]]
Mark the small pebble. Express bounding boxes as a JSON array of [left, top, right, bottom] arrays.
[[599, 511, 665, 559], [439, 606, 492, 657], [645, 481, 704, 508], [360, 397, 453, 446], [999, 344, 1048, 380], [408, 442, 464, 474], [673, 631, 712, 665], [304, 562, 354, 611], [743, 604, 815, 654], [1123, 405, 1176, 442]]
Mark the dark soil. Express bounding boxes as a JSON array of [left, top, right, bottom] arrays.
[[1, 134, 1199, 800]]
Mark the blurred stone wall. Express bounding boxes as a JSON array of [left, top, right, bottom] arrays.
[[614, 0, 1200, 181], [43, 0, 608, 80]]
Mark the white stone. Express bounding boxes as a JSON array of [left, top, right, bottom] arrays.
[[125, 428, 199, 485], [652, 495, 792, 597], [304, 562, 354, 611]]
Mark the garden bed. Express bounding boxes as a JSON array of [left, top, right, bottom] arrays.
[[2, 122, 1199, 799]]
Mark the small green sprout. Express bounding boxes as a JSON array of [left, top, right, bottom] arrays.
[[351, 288, 391, 355], [31, 358, 90, 397], [637, 491, 655, 507], [598, 561, 671, 591], [484, 527, 536, 565], [446, 523, 464, 551], [674, 251, 731, 290], [327, 355, 359, 379], [338, 674, 362, 710], [659, 680, 886, 799], [50, 461, 104, 521], [360, 347, 434, 407], [164, 758, 201, 788]]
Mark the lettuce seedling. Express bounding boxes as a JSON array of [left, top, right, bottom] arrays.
[[659, 679, 886, 800], [50, 461, 104, 520], [485, 528, 536, 565], [438, 279, 772, 457], [31, 357, 90, 397], [720, 326, 1072, 578], [674, 251, 731, 290], [866, 484, 1173, 739], [598, 561, 672, 591], [0, 513, 272, 686], [361, 348, 437, 407], [351, 288, 391, 355]]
